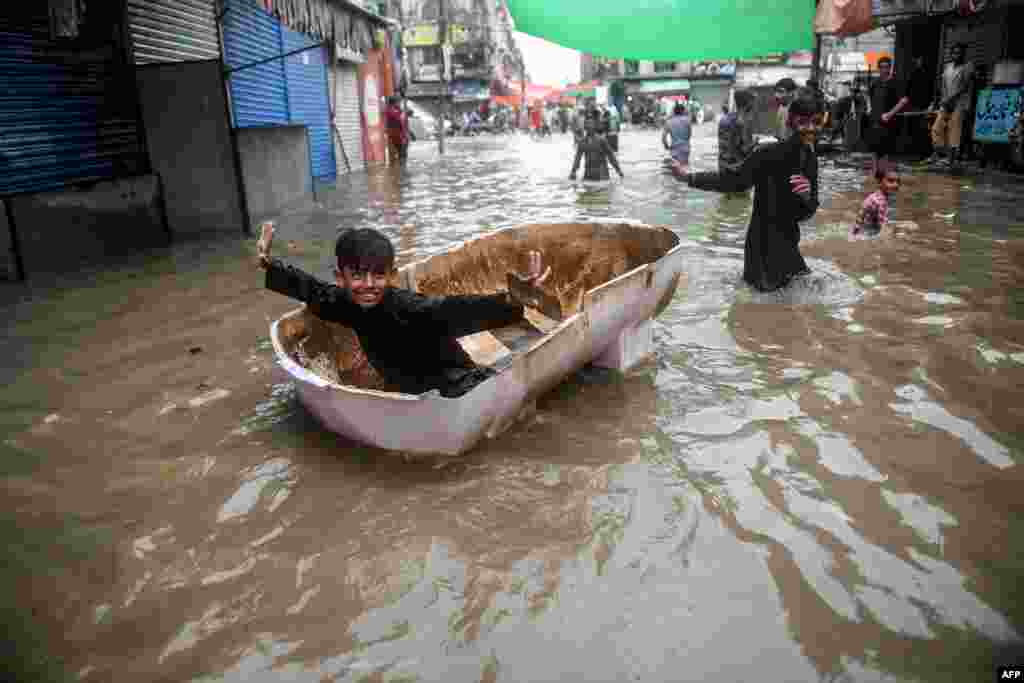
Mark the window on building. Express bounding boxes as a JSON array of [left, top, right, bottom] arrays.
[[420, 46, 442, 65], [654, 61, 676, 73], [625, 59, 639, 75]]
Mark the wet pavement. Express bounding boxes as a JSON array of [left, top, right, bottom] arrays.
[[2, 123, 1024, 683]]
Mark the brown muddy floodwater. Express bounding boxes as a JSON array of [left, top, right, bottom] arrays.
[[2, 127, 1024, 683]]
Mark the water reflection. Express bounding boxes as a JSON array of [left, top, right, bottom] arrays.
[[2, 129, 1023, 682]]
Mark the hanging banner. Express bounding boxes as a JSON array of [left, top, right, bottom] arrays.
[[814, 0, 873, 36]]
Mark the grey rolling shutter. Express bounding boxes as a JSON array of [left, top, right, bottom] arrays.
[[127, 0, 220, 64], [334, 64, 365, 173]]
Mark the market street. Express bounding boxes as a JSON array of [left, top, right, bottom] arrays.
[[3, 125, 1024, 682]]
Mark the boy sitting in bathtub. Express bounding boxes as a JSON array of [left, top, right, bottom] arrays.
[[852, 160, 901, 238], [256, 222, 551, 398]]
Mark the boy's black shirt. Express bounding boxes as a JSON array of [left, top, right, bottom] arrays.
[[266, 259, 526, 397]]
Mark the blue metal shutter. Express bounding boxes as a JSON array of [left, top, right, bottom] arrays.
[[127, 0, 220, 64], [222, 0, 288, 127], [0, 10, 146, 196], [283, 27, 337, 181]]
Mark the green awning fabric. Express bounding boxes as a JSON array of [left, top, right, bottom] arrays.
[[506, 0, 815, 61]]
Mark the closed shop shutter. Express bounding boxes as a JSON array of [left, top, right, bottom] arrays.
[[333, 63, 365, 173], [127, 0, 219, 64], [222, 0, 288, 127], [282, 27, 336, 182], [0, 9, 145, 196]]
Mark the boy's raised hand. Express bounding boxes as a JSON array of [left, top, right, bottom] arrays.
[[256, 221, 274, 269], [523, 250, 551, 287]]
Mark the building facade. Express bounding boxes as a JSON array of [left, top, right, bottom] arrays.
[[394, 0, 521, 117], [579, 56, 737, 121]]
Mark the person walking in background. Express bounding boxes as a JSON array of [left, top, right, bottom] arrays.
[[929, 43, 974, 168], [774, 78, 798, 141], [662, 102, 692, 171], [866, 56, 910, 170], [570, 111, 624, 181], [384, 97, 409, 165], [718, 89, 757, 176], [604, 108, 621, 152]]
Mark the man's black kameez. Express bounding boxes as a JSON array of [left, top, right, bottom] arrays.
[[688, 135, 819, 292], [266, 260, 526, 397]]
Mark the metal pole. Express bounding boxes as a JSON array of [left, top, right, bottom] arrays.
[[4, 198, 26, 282], [223, 41, 328, 76], [520, 56, 526, 130], [812, 33, 823, 84], [438, 0, 447, 154]]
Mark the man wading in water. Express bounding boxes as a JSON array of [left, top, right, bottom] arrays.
[[672, 88, 823, 292], [570, 111, 624, 181], [256, 223, 552, 398]]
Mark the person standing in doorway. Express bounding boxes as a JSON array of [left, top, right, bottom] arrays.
[[384, 97, 409, 165], [663, 102, 692, 171], [867, 56, 910, 170], [930, 43, 974, 168]]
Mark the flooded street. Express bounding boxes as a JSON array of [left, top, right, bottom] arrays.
[[3, 124, 1024, 682]]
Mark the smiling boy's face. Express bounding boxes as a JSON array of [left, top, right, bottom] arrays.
[[335, 265, 394, 308]]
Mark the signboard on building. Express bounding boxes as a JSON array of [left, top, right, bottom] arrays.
[[450, 79, 490, 101], [693, 62, 736, 78], [403, 23, 439, 46], [973, 86, 1023, 144], [738, 54, 787, 66], [401, 23, 470, 47], [629, 79, 691, 94], [787, 50, 814, 67], [335, 43, 366, 64]]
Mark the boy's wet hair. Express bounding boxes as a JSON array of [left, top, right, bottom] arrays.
[[874, 159, 897, 181], [335, 228, 395, 273], [775, 78, 798, 92], [788, 87, 825, 117], [673, 102, 686, 115]]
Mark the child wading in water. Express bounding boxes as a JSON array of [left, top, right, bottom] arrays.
[[256, 223, 552, 398], [852, 161, 900, 238]]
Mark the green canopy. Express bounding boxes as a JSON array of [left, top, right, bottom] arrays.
[[506, 0, 814, 61]]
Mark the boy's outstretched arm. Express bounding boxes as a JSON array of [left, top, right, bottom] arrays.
[[256, 221, 275, 269], [257, 222, 357, 325]]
